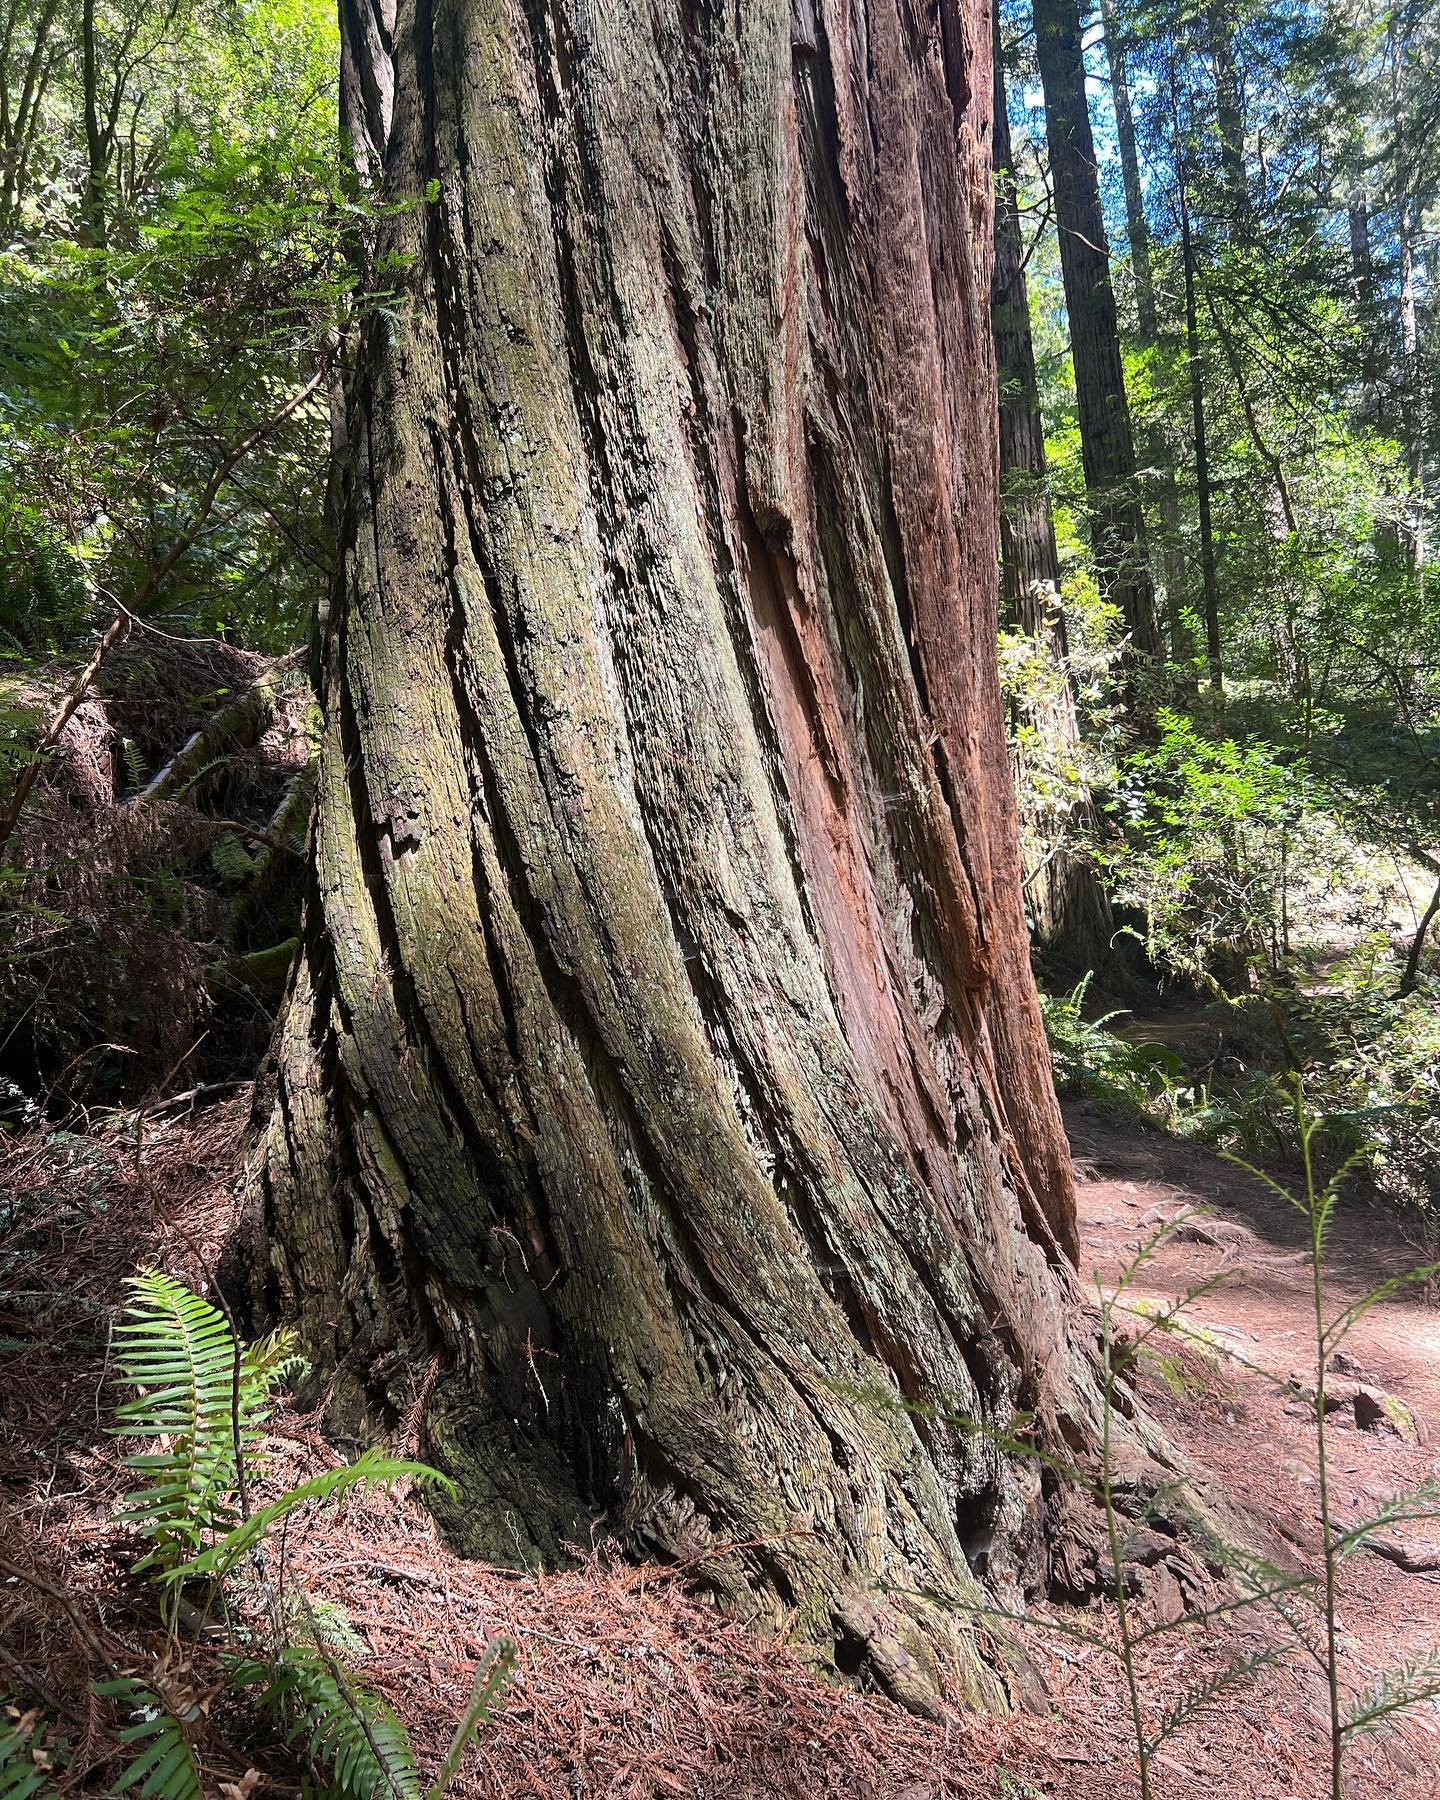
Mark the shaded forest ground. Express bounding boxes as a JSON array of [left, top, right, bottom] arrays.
[[3, 1085, 1436, 1796]]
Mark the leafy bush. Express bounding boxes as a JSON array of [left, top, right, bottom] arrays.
[[1102, 711, 1310, 985]]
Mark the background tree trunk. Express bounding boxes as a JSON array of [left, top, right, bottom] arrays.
[[992, 13, 1118, 977], [1034, 0, 1162, 700], [1387, 19, 1426, 571], [252, 0, 1124, 1714], [1098, 0, 1157, 339], [1100, 0, 1192, 668], [1176, 131, 1223, 698], [1206, 0, 1253, 239]]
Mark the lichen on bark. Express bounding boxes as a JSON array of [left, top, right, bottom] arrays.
[[248, 0, 1147, 1714]]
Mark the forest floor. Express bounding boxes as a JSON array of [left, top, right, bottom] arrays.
[[2, 1089, 1438, 1797]]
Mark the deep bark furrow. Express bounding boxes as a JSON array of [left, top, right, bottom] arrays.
[[251, 0, 1143, 1712]]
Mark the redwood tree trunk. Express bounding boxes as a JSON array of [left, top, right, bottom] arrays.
[[254, 0, 1121, 1713], [992, 14, 1117, 976], [1033, 0, 1162, 693]]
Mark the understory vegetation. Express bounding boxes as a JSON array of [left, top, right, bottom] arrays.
[[995, 0, 1440, 1238], [0, 0, 1437, 1793]]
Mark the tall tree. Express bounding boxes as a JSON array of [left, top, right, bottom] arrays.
[[1034, 0, 1163, 698], [992, 10, 1117, 969], [1206, 0, 1254, 237], [1386, 9, 1426, 567], [1099, 0, 1193, 666], [1099, 0, 1158, 338], [1174, 109, 1224, 695], [251, 0, 1139, 1712]]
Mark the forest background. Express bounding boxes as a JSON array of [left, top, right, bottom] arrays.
[[0, 0, 1438, 1793], [0, 0, 1434, 1221]]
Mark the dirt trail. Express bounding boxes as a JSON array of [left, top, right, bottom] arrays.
[[1066, 1097, 1440, 1796]]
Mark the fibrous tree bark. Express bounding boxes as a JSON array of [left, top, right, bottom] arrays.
[[1033, 0, 1162, 698], [992, 13, 1117, 975], [250, 0, 1140, 1714]]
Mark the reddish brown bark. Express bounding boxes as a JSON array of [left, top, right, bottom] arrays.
[[251, 0, 1125, 1714]]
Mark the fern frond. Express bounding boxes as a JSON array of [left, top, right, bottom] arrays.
[[236, 1646, 422, 1800], [113, 1272, 298, 1572], [210, 833, 254, 885], [93, 1680, 203, 1800], [289, 1597, 368, 1658], [113, 1273, 242, 1564], [172, 755, 230, 801], [246, 1327, 309, 1395], [176, 1451, 454, 1586], [428, 1637, 516, 1799], [0, 1709, 58, 1800]]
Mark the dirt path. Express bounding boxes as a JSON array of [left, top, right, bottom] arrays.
[[1065, 1097, 1440, 1796]]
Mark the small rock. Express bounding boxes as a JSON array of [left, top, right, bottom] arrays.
[[1147, 1559, 1186, 1626], [1328, 1350, 1364, 1378], [1172, 1216, 1252, 1247]]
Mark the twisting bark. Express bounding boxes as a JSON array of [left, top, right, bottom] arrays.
[[1034, 0, 1162, 700], [338, 0, 395, 188], [250, 0, 1150, 1713]]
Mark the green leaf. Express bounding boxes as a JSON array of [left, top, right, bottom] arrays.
[[237, 1646, 423, 1800], [174, 1450, 455, 1585], [93, 1683, 202, 1800]]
